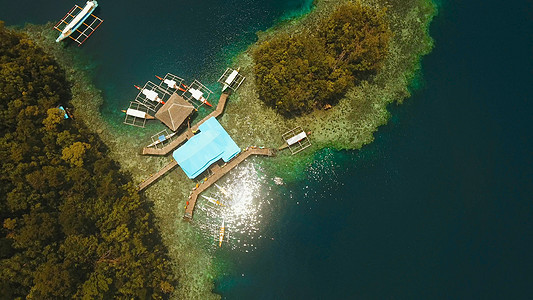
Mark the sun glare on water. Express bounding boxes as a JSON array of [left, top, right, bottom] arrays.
[[195, 161, 273, 252]]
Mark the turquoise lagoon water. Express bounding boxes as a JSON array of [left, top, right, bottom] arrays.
[[2, 0, 533, 298]]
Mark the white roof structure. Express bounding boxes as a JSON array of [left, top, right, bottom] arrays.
[[282, 126, 311, 155], [286, 131, 307, 146], [218, 68, 246, 92], [143, 89, 159, 101]]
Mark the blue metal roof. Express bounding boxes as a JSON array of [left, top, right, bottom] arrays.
[[172, 117, 241, 179]]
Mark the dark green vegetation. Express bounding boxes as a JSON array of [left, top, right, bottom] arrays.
[[253, 1, 392, 116], [0, 22, 174, 299]]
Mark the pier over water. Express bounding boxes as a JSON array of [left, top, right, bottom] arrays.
[[137, 90, 276, 220], [184, 147, 275, 220], [142, 93, 229, 156], [138, 160, 178, 191]]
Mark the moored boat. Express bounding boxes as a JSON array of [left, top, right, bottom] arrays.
[[188, 87, 213, 107], [135, 85, 165, 104], [146, 131, 177, 148], [155, 75, 187, 92], [202, 195, 225, 207], [122, 108, 155, 120], [56, 1, 99, 43], [214, 183, 230, 197], [218, 220, 225, 247], [222, 68, 240, 92]]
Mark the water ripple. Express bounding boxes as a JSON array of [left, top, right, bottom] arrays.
[[195, 160, 272, 252]]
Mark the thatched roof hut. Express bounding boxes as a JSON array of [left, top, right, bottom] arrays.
[[155, 94, 195, 131]]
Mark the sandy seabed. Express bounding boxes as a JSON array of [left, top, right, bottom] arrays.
[[21, 0, 436, 298]]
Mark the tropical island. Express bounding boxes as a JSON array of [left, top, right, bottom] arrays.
[[1, 0, 435, 298]]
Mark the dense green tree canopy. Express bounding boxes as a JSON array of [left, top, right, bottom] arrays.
[[253, 1, 392, 116], [0, 21, 174, 299]]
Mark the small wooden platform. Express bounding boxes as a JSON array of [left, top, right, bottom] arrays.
[[184, 147, 275, 220], [142, 93, 229, 156]]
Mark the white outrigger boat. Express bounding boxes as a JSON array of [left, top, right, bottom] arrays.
[[146, 131, 177, 148], [55, 1, 102, 44], [122, 102, 153, 128], [155, 75, 187, 92], [218, 220, 225, 247], [218, 67, 245, 92], [214, 183, 230, 197], [121, 108, 154, 120], [134, 85, 165, 104], [202, 195, 225, 207], [222, 68, 240, 92], [188, 87, 213, 107]]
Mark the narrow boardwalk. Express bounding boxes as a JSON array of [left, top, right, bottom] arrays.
[[184, 147, 275, 220], [142, 93, 229, 156], [138, 160, 179, 191]]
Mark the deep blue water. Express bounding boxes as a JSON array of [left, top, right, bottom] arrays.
[[214, 0, 533, 298], [2, 0, 533, 298]]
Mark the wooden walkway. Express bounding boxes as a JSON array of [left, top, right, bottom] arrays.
[[142, 93, 229, 156], [138, 160, 179, 191], [137, 91, 277, 219], [184, 147, 275, 220]]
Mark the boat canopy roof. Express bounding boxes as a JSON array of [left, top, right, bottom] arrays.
[[286, 131, 307, 145], [189, 88, 203, 100], [218, 68, 246, 91], [172, 117, 240, 179], [281, 126, 311, 155], [126, 108, 146, 119], [164, 79, 177, 87], [143, 89, 158, 100]]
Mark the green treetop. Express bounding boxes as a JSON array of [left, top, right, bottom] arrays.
[[253, 1, 392, 116]]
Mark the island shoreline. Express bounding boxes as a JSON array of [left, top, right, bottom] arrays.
[[14, 0, 436, 298]]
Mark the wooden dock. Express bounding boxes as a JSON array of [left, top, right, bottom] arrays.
[[142, 93, 229, 156], [138, 90, 277, 220], [184, 147, 275, 220], [138, 160, 179, 191]]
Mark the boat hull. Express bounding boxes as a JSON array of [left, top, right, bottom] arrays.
[[218, 221, 225, 247], [56, 1, 98, 43]]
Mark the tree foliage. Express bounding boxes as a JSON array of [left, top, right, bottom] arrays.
[[0, 22, 175, 299], [253, 1, 392, 116]]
